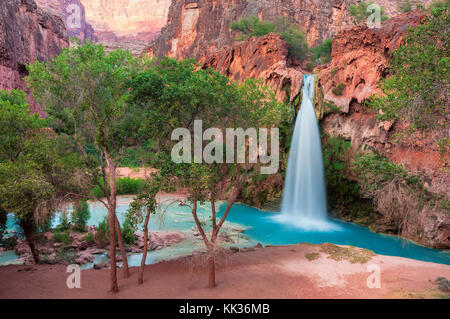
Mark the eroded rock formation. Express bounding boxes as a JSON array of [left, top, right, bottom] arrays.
[[318, 11, 449, 248], [201, 33, 304, 103], [0, 0, 69, 115], [147, 0, 360, 60], [318, 10, 427, 113]]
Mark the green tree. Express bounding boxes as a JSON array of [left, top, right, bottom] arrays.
[[0, 90, 86, 263], [71, 201, 91, 232], [370, 8, 449, 129], [311, 39, 332, 64], [128, 58, 287, 287], [26, 39, 145, 291], [349, 1, 389, 24]]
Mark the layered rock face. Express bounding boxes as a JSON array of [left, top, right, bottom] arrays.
[[0, 0, 69, 114], [319, 11, 449, 248], [200, 33, 304, 103], [319, 10, 427, 113], [147, 0, 359, 60], [80, 0, 171, 43], [34, 0, 96, 42]]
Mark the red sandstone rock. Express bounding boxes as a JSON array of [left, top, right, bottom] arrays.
[[0, 0, 69, 115], [318, 10, 427, 113], [201, 33, 304, 103]]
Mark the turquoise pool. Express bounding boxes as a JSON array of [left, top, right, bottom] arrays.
[[218, 203, 450, 265], [3, 198, 450, 266]]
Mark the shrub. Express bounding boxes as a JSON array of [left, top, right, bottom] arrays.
[[71, 201, 91, 232], [370, 9, 449, 129], [306, 61, 314, 71], [54, 230, 71, 244], [230, 16, 309, 60], [83, 232, 94, 244], [349, 1, 389, 24], [56, 212, 70, 232], [91, 177, 143, 198], [116, 177, 143, 195], [332, 83, 345, 96], [94, 216, 109, 248], [311, 39, 332, 64], [122, 219, 136, 245]]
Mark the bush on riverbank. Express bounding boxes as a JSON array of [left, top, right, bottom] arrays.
[[91, 177, 143, 198]]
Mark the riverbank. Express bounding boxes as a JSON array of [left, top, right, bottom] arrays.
[[1, 243, 449, 299]]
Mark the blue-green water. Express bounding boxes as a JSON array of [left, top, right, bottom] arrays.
[[218, 203, 450, 265], [3, 198, 450, 266]]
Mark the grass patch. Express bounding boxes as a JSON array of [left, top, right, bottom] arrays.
[[305, 252, 320, 261], [319, 243, 375, 264], [332, 83, 345, 96]]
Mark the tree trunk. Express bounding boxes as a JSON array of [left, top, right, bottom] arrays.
[[105, 152, 118, 293], [115, 215, 129, 278], [207, 249, 215, 288], [20, 218, 40, 264], [138, 210, 151, 284]]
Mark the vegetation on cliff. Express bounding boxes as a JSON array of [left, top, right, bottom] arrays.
[[370, 7, 449, 130], [349, 1, 389, 24], [230, 16, 309, 60]]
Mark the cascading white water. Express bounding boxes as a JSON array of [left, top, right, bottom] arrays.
[[274, 74, 336, 230]]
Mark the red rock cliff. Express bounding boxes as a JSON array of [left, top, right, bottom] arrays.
[[319, 10, 427, 113], [0, 0, 69, 114]]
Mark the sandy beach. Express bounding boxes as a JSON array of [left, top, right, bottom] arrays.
[[1, 243, 449, 299]]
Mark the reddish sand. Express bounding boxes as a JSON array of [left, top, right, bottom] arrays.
[[0, 244, 449, 299]]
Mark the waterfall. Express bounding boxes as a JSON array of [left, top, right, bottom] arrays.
[[274, 74, 336, 231]]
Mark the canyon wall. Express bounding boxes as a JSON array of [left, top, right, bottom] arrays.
[[146, 0, 428, 61], [318, 10, 427, 113], [0, 0, 69, 115], [80, 0, 171, 43], [146, 0, 358, 60], [318, 11, 449, 248], [34, 0, 96, 42], [200, 33, 304, 104]]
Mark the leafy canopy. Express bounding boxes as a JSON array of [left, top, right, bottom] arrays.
[[370, 8, 449, 129]]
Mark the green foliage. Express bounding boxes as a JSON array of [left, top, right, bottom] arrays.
[[83, 232, 94, 244], [117, 177, 143, 195], [370, 9, 449, 129], [71, 201, 91, 232], [230, 16, 276, 38], [53, 230, 71, 244], [121, 219, 135, 245], [332, 83, 346, 96], [429, 0, 450, 10], [57, 213, 70, 232], [91, 177, 143, 198], [322, 135, 374, 225], [311, 39, 332, 64], [26, 39, 147, 202], [437, 137, 449, 165], [230, 16, 309, 60], [353, 151, 424, 194], [349, 1, 389, 24], [324, 101, 341, 114], [306, 61, 315, 70], [0, 89, 87, 234], [0, 206, 7, 243], [94, 216, 109, 248]]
